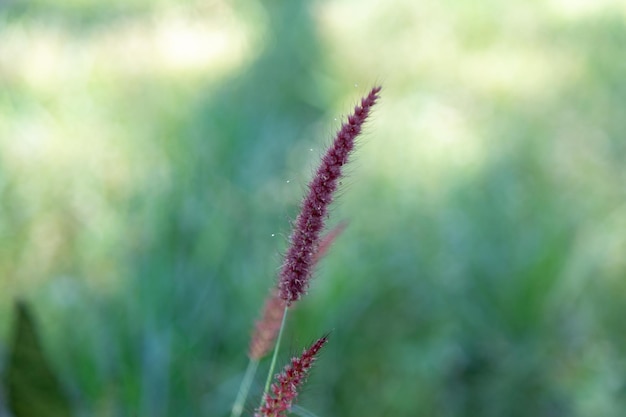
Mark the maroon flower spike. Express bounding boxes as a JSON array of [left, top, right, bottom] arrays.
[[249, 290, 286, 360], [255, 336, 329, 417], [279, 86, 381, 304], [248, 223, 344, 360]]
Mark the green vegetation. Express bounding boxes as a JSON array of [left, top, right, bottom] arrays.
[[1, 0, 625, 416]]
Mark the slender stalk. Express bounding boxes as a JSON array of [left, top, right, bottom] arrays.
[[261, 306, 289, 406], [230, 358, 259, 417], [249, 290, 286, 361]]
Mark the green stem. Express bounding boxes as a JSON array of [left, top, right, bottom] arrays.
[[230, 358, 259, 417], [261, 306, 289, 406]]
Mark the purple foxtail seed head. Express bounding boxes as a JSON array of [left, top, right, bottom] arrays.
[[248, 223, 345, 360], [249, 290, 286, 360], [255, 336, 328, 417], [278, 86, 381, 304]]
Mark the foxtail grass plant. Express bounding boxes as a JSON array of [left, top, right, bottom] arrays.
[[230, 86, 381, 417], [255, 336, 328, 417]]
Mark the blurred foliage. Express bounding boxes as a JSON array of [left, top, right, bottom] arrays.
[[1, 0, 626, 416], [5, 302, 72, 417]]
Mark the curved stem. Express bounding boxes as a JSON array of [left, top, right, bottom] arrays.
[[260, 306, 289, 406], [230, 358, 259, 417]]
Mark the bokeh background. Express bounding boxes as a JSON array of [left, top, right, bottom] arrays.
[[1, 0, 626, 416]]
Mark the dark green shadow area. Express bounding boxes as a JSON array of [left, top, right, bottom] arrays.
[[5, 301, 72, 417], [110, 1, 331, 415]]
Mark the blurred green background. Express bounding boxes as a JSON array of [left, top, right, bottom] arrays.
[[1, 0, 625, 416]]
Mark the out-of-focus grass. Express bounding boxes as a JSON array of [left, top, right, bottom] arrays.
[[1, 0, 625, 416]]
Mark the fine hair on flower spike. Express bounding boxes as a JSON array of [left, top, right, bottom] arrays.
[[248, 223, 345, 360], [255, 336, 328, 417], [278, 86, 381, 304]]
